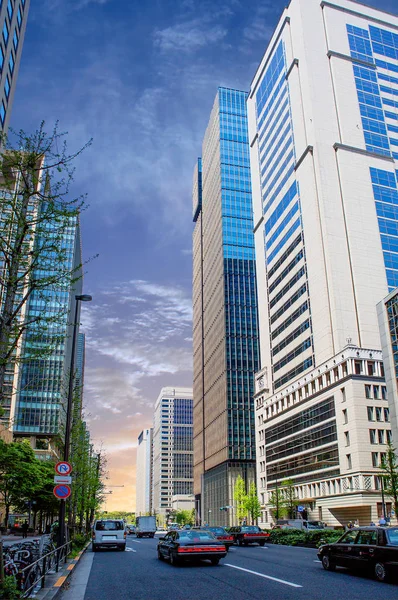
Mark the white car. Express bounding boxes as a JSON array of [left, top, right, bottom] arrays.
[[92, 519, 126, 551]]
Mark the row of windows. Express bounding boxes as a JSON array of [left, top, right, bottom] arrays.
[[263, 164, 295, 216], [259, 95, 289, 156], [267, 217, 301, 265], [260, 115, 290, 175], [268, 234, 302, 280], [269, 249, 303, 295], [369, 429, 392, 444], [274, 356, 313, 390], [367, 405, 389, 422], [266, 201, 299, 252], [265, 181, 297, 236], [265, 421, 337, 463], [271, 300, 308, 340], [270, 282, 306, 324], [273, 337, 311, 373], [272, 319, 310, 356], [269, 264, 305, 309]]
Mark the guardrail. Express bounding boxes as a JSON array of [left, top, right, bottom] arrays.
[[14, 540, 72, 598]]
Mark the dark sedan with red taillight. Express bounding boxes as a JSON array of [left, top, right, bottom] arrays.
[[157, 529, 227, 566], [229, 525, 269, 546], [193, 526, 235, 551]]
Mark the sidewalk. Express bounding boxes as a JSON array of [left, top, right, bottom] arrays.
[[34, 544, 91, 600]]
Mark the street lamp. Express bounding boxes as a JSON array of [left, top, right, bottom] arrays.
[[57, 294, 92, 548]]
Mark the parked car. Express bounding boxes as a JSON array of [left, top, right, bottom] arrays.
[[92, 519, 126, 551], [157, 529, 227, 566], [229, 525, 270, 546], [318, 526, 398, 582], [193, 526, 234, 551]]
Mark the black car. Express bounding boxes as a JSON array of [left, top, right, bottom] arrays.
[[157, 529, 227, 566], [193, 526, 235, 550], [318, 526, 398, 582], [229, 525, 269, 546]]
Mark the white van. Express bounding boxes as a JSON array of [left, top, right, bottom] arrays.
[[92, 519, 126, 551]]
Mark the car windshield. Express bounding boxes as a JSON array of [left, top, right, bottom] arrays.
[[178, 531, 215, 541], [208, 527, 226, 535], [241, 526, 260, 533], [386, 528, 398, 546], [95, 520, 123, 531]]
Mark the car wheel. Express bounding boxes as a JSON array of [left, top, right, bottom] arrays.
[[169, 552, 179, 566], [374, 562, 389, 582], [92, 544, 97, 552], [157, 549, 164, 561], [211, 558, 220, 566], [225, 547, 229, 552], [119, 545, 126, 551], [322, 555, 336, 571], [259, 541, 265, 547], [238, 539, 243, 546]]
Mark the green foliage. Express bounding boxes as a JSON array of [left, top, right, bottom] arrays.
[[0, 575, 22, 599], [0, 439, 43, 526], [380, 442, 398, 518], [96, 511, 135, 522], [268, 488, 286, 521], [174, 510, 195, 526], [245, 482, 261, 524], [233, 476, 248, 522], [269, 528, 342, 547], [280, 479, 300, 519]]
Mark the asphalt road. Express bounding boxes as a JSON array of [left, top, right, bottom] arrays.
[[59, 535, 397, 600]]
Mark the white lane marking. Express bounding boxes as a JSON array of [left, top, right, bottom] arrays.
[[131, 540, 142, 544], [225, 564, 303, 588], [313, 560, 321, 563], [126, 547, 136, 552]]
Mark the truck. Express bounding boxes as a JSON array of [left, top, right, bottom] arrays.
[[135, 515, 157, 538]]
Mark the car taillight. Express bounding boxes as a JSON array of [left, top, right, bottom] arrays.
[[178, 546, 225, 553], [124, 532, 127, 538], [92, 531, 95, 538]]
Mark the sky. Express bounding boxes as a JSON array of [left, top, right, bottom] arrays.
[[10, 0, 398, 511]]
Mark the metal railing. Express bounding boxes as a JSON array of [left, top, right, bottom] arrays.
[[16, 540, 72, 598]]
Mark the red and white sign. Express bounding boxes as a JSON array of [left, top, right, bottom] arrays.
[[55, 461, 72, 476], [53, 484, 72, 500]]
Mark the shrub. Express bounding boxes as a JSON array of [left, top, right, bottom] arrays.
[[0, 576, 22, 599], [71, 533, 89, 551]]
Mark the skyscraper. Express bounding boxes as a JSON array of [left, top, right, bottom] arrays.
[[152, 387, 193, 519], [136, 428, 153, 516], [248, 0, 396, 526], [192, 88, 260, 526], [11, 216, 82, 445], [0, 0, 30, 133], [377, 289, 398, 444]]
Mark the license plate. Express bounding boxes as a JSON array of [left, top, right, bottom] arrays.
[[103, 535, 117, 540]]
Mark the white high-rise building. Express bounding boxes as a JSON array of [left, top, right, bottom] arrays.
[[247, 0, 397, 527], [135, 428, 152, 516], [152, 387, 193, 518]]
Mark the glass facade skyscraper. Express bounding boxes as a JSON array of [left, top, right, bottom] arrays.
[[151, 387, 193, 518], [12, 216, 82, 438], [193, 88, 259, 526], [0, 0, 30, 133]]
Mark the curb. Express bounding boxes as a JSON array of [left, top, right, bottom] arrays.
[[34, 541, 91, 600]]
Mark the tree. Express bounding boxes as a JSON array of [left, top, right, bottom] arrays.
[[245, 482, 261, 525], [380, 442, 398, 519], [281, 479, 299, 519], [0, 439, 42, 526], [0, 123, 92, 411], [174, 509, 194, 526], [234, 475, 248, 523], [268, 487, 285, 522]]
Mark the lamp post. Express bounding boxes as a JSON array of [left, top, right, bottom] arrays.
[[57, 294, 92, 548]]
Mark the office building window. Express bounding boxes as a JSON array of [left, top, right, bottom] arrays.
[[342, 409, 348, 424], [372, 452, 379, 467], [365, 384, 371, 399], [7, 0, 13, 21], [367, 406, 374, 421], [17, 6, 22, 28], [0, 101, 5, 125], [384, 407, 390, 422], [376, 407, 382, 421], [0, 46, 3, 70], [12, 29, 18, 51], [369, 429, 376, 444], [387, 430, 392, 444], [378, 429, 385, 444], [341, 387, 346, 402], [354, 361, 361, 374], [346, 454, 352, 470], [8, 52, 14, 73], [2, 22, 9, 45], [382, 386, 387, 400], [368, 362, 375, 376], [374, 386, 380, 399], [4, 75, 10, 100], [344, 431, 350, 446]]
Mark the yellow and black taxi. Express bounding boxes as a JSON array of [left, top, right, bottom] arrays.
[[318, 526, 398, 582], [229, 525, 269, 546], [157, 529, 227, 566]]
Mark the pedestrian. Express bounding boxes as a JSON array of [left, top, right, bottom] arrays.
[[370, 521, 375, 526], [21, 520, 29, 539], [379, 516, 386, 526]]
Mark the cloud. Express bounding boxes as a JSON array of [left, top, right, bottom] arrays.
[[153, 20, 227, 53]]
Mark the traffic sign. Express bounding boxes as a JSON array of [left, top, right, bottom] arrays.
[[297, 505, 304, 512], [53, 484, 71, 500], [55, 461, 72, 476], [54, 476, 72, 484]]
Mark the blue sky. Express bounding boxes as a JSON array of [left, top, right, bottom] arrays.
[[10, 0, 398, 509]]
